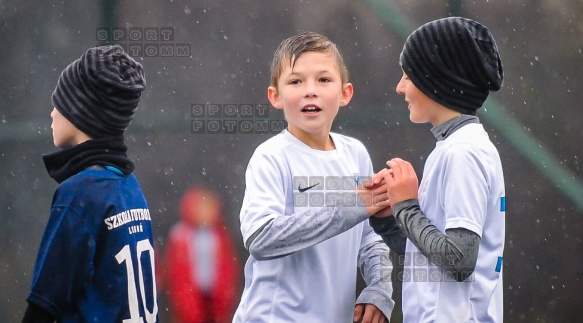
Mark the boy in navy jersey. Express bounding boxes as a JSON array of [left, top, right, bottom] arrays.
[[22, 45, 158, 323], [233, 32, 395, 323], [369, 18, 505, 322]]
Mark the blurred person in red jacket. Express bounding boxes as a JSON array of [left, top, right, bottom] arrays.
[[165, 187, 240, 323]]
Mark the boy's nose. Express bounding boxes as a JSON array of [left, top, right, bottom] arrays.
[[304, 80, 318, 97], [396, 80, 405, 95]]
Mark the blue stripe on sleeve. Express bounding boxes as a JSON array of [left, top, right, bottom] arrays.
[[495, 256, 503, 272]]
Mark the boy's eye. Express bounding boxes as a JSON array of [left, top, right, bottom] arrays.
[[289, 79, 301, 85], [320, 78, 332, 83]]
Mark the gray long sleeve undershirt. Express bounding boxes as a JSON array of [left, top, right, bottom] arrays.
[[369, 114, 483, 282], [399, 200, 479, 282], [246, 204, 370, 260]]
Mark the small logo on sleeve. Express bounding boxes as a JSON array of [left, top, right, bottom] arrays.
[[495, 256, 503, 272], [500, 196, 506, 212]]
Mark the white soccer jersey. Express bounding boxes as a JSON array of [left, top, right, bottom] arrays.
[[234, 130, 389, 322], [402, 123, 505, 322]]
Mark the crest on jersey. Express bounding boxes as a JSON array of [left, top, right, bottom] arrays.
[[352, 173, 360, 186]]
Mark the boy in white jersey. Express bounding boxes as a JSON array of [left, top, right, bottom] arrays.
[[233, 32, 396, 323], [368, 17, 506, 322]]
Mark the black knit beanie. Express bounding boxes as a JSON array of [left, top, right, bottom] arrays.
[[399, 17, 503, 115], [51, 45, 146, 138]]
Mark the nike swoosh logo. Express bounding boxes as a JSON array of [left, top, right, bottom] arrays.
[[298, 183, 319, 193]]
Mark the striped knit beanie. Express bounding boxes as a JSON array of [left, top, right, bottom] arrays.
[[400, 17, 503, 115], [51, 45, 146, 138]]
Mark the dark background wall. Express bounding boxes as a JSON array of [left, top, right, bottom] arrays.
[[1, 0, 582, 321]]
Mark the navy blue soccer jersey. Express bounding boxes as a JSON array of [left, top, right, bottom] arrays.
[[27, 169, 158, 322]]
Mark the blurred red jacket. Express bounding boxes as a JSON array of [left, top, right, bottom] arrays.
[[165, 187, 240, 323]]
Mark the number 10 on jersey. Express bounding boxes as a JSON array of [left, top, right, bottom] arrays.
[[116, 239, 158, 322]]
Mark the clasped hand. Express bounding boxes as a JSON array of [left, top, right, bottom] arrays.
[[356, 158, 419, 218]]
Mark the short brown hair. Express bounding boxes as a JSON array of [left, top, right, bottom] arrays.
[[270, 32, 349, 88]]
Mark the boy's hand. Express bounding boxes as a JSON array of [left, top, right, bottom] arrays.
[[363, 169, 393, 218], [371, 204, 393, 218], [363, 168, 392, 189], [384, 158, 419, 205], [353, 303, 388, 323], [357, 175, 390, 216]]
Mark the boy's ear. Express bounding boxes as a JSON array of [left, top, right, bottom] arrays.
[[339, 82, 354, 107], [267, 86, 283, 110]]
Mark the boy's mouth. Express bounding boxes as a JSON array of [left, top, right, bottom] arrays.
[[301, 105, 322, 113]]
